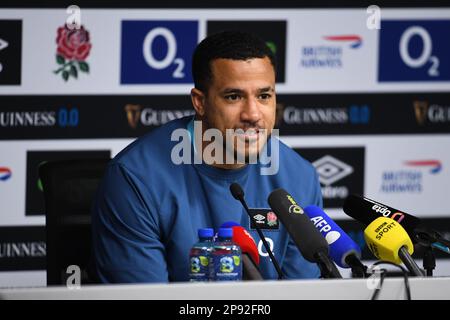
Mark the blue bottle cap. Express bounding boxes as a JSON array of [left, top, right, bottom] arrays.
[[198, 228, 214, 238], [218, 228, 233, 238]]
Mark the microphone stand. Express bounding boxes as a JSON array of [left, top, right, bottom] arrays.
[[314, 252, 342, 279], [235, 195, 284, 280], [398, 247, 424, 277], [345, 255, 367, 278], [423, 247, 436, 277], [414, 228, 450, 276]]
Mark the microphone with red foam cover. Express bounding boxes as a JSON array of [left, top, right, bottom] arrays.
[[221, 221, 263, 280]]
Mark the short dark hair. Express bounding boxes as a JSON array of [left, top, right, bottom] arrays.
[[192, 30, 277, 93]]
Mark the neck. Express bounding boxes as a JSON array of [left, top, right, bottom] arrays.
[[200, 138, 248, 170], [193, 116, 248, 170]]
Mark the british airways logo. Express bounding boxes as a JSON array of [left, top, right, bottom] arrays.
[[404, 160, 442, 174], [323, 35, 363, 49], [300, 34, 363, 69], [381, 159, 442, 194], [0, 167, 12, 181]]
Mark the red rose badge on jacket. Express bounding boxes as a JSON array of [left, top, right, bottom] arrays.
[[53, 24, 91, 81]]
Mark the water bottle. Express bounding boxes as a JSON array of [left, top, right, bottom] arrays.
[[210, 228, 242, 281], [189, 228, 214, 282]]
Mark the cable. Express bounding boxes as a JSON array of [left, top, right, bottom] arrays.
[[370, 267, 387, 300], [369, 261, 411, 300]]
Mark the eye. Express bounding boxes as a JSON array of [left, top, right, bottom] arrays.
[[224, 94, 241, 101], [259, 93, 272, 100]]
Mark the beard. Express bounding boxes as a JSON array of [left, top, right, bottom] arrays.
[[197, 114, 272, 166], [223, 129, 270, 164]]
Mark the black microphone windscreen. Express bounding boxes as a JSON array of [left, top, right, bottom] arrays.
[[268, 188, 329, 262], [342, 194, 375, 225], [343, 194, 421, 234], [230, 182, 244, 200]]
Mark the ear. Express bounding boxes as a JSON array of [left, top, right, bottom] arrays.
[[191, 88, 206, 116]]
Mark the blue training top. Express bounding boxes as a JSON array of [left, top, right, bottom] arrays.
[[91, 116, 322, 283]]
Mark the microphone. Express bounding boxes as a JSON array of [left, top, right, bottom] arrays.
[[267, 188, 342, 279], [343, 194, 450, 252], [221, 222, 263, 280], [364, 217, 424, 276], [343, 194, 420, 234], [229, 183, 283, 280], [304, 205, 367, 278]]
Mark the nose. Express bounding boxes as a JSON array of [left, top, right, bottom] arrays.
[[241, 97, 261, 124]]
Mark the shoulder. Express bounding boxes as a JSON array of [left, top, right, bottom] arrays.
[[268, 137, 322, 206], [277, 138, 317, 178], [111, 116, 191, 171], [99, 116, 193, 194]]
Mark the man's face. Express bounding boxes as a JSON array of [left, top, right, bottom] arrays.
[[192, 57, 276, 166]]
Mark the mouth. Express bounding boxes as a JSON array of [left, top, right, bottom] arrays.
[[235, 128, 261, 142]]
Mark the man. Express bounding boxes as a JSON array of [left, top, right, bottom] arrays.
[[91, 31, 322, 283]]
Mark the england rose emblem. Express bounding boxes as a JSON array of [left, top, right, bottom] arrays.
[[267, 211, 278, 226], [54, 25, 91, 81]]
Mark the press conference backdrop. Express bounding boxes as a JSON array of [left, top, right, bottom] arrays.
[[1, 2, 450, 287]]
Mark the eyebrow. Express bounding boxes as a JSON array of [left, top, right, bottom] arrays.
[[222, 87, 275, 94], [258, 86, 275, 93], [222, 88, 244, 94]]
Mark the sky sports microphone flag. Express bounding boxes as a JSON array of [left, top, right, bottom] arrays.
[[267, 188, 342, 278], [364, 217, 424, 276], [304, 205, 366, 277], [220, 222, 263, 280]]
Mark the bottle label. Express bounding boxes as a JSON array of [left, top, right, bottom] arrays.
[[212, 254, 242, 281], [189, 255, 210, 281]]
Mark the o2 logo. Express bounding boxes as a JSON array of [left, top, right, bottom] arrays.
[[142, 27, 185, 79], [378, 20, 450, 82], [399, 26, 439, 77], [121, 21, 198, 84], [257, 237, 274, 257]]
